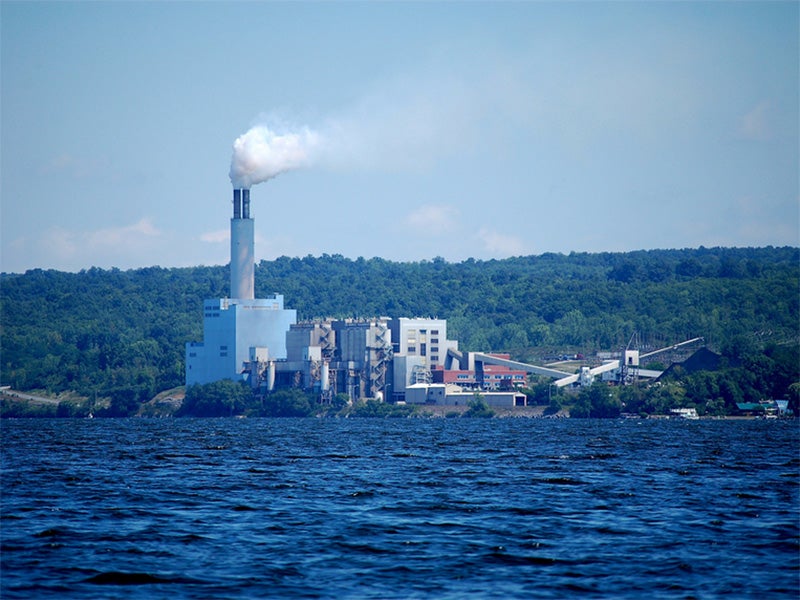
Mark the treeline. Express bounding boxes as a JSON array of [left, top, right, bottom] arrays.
[[1, 247, 798, 410], [177, 382, 420, 419], [260, 247, 798, 355], [178, 382, 497, 419]]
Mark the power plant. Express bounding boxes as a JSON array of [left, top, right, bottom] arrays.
[[184, 186, 533, 407], [185, 184, 703, 407]]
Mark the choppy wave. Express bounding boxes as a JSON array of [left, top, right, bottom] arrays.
[[2, 418, 798, 598]]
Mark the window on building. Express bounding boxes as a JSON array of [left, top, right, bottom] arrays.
[[421, 343, 427, 356], [408, 346, 416, 353]]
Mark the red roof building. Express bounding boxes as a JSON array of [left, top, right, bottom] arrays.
[[432, 354, 527, 390]]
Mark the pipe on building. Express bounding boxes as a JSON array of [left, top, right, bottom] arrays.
[[321, 362, 330, 392], [242, 188, 250, 219], [233, 188, 242, 219], [266, 361, 275, 392]]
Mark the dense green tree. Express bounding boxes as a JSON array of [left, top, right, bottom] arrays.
[[101, 388, 140, 417], [178, 380, 253, 417], [331, 393, 351, 411], [788, 383, 800, 417], [544, 394, 564, 416], [619, 385, 647, 415], [643, 382, 687, 415], [570, 383, 622, 418], [569, 394, 591, 418], [463, 394, 495, 418], [261, 389, 315, 417], [2, 247, 798, 417], [348, 399, 417, 418]]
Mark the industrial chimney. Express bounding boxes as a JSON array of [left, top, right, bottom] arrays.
[[230, 188, 255, 300]]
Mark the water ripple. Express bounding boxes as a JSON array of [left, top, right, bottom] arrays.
[[1, 418, 798, 599]]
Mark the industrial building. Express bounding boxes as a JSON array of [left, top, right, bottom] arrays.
[[185, 189, 462, 403], [404, 383, 527, 408], [185, 186, 701, 402], [431, 353, 528, 390], [185, 189, 295, 386], [241, 315, 465, 402]]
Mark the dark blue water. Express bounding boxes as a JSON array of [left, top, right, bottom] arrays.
[[2, 418, 798, 598]]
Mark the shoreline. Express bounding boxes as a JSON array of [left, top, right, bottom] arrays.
[[1, 389, 792, 420]]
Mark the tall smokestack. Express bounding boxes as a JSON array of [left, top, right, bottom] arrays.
[[230, 188, 255, 300]]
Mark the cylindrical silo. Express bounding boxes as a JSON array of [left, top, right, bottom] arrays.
[[266, 361, 276, 392], [321, 362, 330, 392]]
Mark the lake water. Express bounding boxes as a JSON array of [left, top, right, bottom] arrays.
[[2, 418, 798, 598]]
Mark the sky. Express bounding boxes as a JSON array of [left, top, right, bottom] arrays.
[[1, 1, 798, 273]]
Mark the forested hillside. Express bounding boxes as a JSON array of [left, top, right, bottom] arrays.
[[2, 247, 798, 407]]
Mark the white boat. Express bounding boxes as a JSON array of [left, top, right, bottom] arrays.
[[670, 408, 699, 420]]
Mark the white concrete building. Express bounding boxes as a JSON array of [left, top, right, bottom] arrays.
[[404, 383, 527, 408], [186, 296, 296, 386], [185, 188, 296, 386], [389, 317, 459, 400]]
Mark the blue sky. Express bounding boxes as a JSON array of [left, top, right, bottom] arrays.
[[2, 1, 797, 273]]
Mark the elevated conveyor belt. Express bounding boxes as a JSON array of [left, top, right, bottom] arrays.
[[447, 348, 574, 380]]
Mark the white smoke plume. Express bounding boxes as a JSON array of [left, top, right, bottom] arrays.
[[228, 62, 536, 190], [229, 125, 321, 189]]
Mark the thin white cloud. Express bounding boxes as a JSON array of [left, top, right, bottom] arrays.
[[731, 194, 799, 244], [256, 233, 318, 261], [44, 227, 79, 261], [200, 229, 229, 243], [738, 101, 773, 141], [38, 152, 108, 179], [476, 227, 529, 257], [87, 218, 160, 246], [404, 204, 460, 233], [2, 218, 167, 272]]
